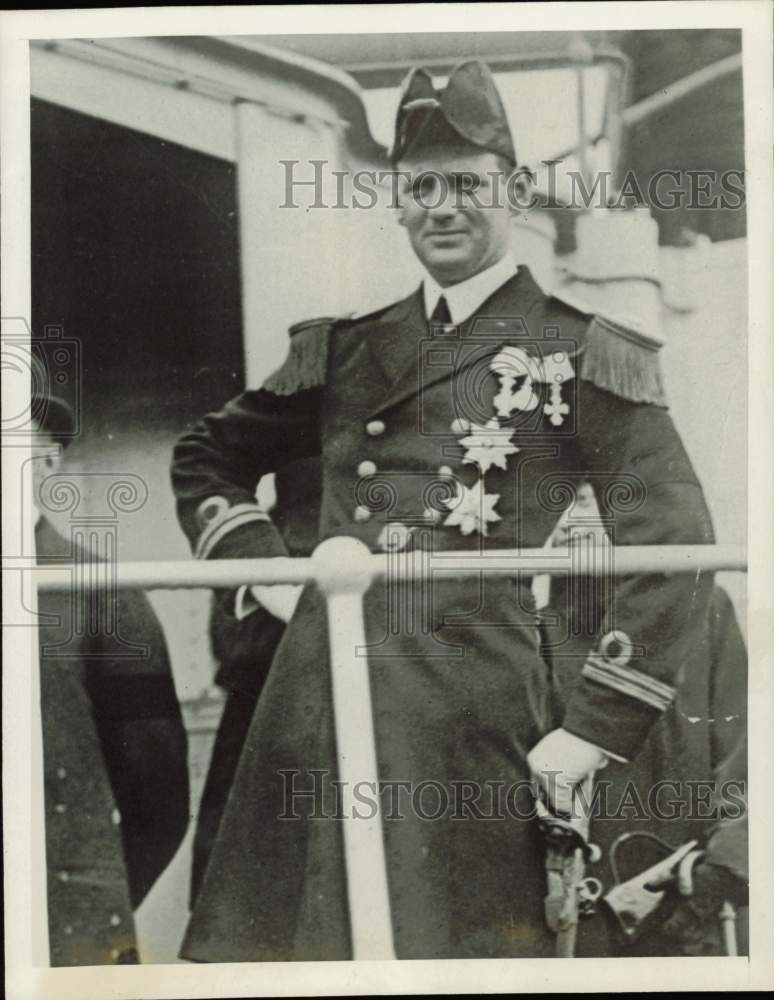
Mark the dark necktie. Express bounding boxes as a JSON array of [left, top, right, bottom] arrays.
[[429, 295, 452, 328]]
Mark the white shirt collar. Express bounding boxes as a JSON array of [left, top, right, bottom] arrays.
[[422, 255, 519, 325]]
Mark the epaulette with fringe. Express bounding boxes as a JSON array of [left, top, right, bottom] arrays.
[[262, 316, 336, 396], [549, 292, 667, 407], [581, 313, 666, 406], [261, 299, 403, 396]]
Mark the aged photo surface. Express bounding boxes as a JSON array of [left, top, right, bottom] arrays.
[[2, 6, 771, 995]]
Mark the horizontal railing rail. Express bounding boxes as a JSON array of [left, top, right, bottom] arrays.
[[25, 543, 747, 591]]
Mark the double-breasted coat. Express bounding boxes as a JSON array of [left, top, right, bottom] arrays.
[[36, 516, 189, 965], [171, 266, 715, 961]]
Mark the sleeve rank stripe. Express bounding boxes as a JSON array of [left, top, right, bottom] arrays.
[[195, 507, 272, 560], [581, 655, 675, 712], [585, 652, 676, 700]]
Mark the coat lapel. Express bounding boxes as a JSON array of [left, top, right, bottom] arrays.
[[330, 289, 421, 397], [367, 289, 427, 388], [370, 266, 547, 417]]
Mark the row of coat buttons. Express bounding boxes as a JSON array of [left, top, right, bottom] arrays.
[[357, 426, 381, 522], [359, 416, 459, 546], [359, 423, 383, 522], [355, 509, 443, 529], [55, 762, 122, 825], [353, 463, 455, 527], [355, 457, 376, 524], [56, 868, 127, 954], [62, 920, 123, 932], [366, 417, 471, 438], [52, 802, 122, 825]]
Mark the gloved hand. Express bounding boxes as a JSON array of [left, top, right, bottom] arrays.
[[249, 584, 302, 624], [527, 727, 608, 817], [648, 853, 747, 956]]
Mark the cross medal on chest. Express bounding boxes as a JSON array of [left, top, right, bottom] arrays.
[[490, 346, 575, 426]]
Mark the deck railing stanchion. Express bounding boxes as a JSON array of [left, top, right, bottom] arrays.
[[312, 537, 397, 960]]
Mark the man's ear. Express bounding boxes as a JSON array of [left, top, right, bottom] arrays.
[[48, 449, 64, 472], [42, 447, 64, 474]]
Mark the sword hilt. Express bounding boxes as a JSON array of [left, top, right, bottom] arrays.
[[536, 776, 602, 955], [535, 797, 602, 863]]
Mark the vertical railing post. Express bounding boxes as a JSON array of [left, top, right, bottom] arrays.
[[312, 537, 397, 960]]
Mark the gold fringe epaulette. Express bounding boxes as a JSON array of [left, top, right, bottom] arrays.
[[580, 314, 667, 407], [262, 317, 336, 395], [548, 292, 667, 405]]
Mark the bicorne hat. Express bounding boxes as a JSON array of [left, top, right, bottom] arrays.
[[390, 60, 516, 166]]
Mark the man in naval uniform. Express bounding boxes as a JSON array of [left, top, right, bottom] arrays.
[[171, 61, 714, 961], [33, 392, 189, 964]]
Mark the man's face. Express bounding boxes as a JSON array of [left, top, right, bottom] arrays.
[[397, 147, 514, 286]]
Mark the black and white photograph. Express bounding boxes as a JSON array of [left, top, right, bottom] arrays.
[[1, 4, 772, 997]]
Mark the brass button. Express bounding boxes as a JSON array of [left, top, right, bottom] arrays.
[[353, 505, 371, 523], [111, 808, 122, 826], [365, 420, 385, 437], [63, 925, 74, 936], [56, 767, 67, 780], [54, 803, 67, 814], [109, 914, 122, 927], [357, 460, 377, 477], [57, 870, 69, 883]]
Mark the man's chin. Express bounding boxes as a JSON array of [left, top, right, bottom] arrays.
[[422, 252, 480, 285]]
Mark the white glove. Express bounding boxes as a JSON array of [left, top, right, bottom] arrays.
[[527, 727, 608, 817], [248, 584, 302, 624]]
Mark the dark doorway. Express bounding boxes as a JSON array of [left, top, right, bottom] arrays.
[[31, 98, 243, 559]]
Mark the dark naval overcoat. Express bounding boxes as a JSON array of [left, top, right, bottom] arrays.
[[171, 266, 715, 961], [36, 516, 189, 965]]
